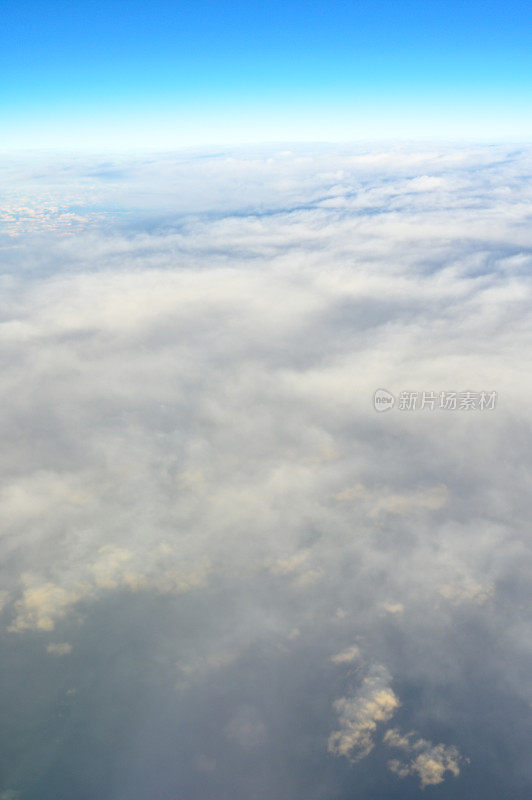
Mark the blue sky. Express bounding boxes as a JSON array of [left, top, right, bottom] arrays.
[[1, 0, 532, 147]]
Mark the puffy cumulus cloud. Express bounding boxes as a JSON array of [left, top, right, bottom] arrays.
[[329, 663, 461, 785], [409, 746, 461, 789], [385, 728, 463, 789], [0, 144, 531, 799], [8, 577, 81, 632], [328, 665, 400, 760]]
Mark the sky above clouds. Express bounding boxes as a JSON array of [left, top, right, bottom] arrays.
[[1, 0, 532, 147], [0, 144, 531, 798]]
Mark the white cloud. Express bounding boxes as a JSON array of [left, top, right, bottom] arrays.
[[385, 728, 464, 788], [1, 145, 531, 796], [328, 666, 400, 760], [8, 579, 81, 633]]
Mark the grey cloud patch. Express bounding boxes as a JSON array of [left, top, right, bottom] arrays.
[[225, 705, 268, 750], [45, 642, 72, 656], [0, 144, 531, 799]]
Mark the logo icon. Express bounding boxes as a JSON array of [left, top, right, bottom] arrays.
[[373, 388, 395, 412]]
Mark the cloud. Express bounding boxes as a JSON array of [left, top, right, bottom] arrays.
[[439, 579, 494, 606], [329, 665, 462, 787], [385, 728, 463, 789], [409, 746, 461, 789], [328, 665, 400, 760], [7, 549, 210, 632], [380, 602, 404, 615], [331, 645, 360, 665], [0, 144, 531, 798], [46, 642, 73, 656], [333, 483, 448, 517], [8, 578, 81, 632]]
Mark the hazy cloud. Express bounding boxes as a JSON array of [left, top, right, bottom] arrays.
[[45, 642, 72, 656]]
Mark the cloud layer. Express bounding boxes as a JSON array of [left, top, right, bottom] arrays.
[[0, 144, 531, 799]]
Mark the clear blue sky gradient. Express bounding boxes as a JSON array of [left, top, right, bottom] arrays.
[[1, 0, 531, 147]]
